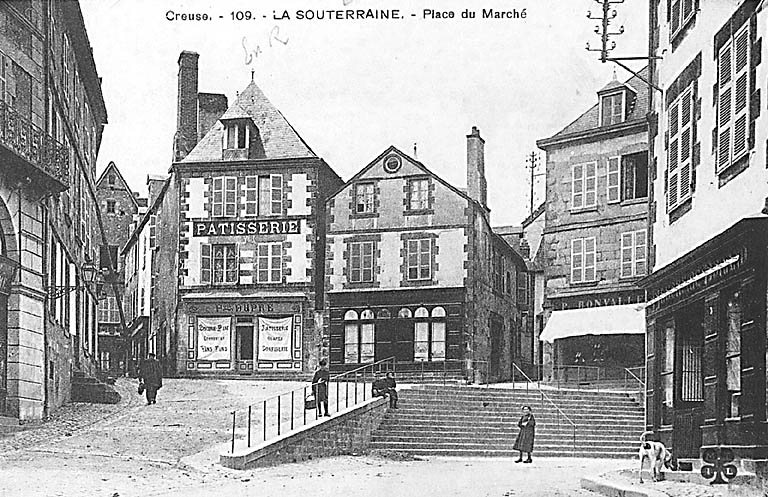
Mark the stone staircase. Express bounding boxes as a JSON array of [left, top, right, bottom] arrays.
[[368, 385, 644, 458], [71, 371, 121, 404]]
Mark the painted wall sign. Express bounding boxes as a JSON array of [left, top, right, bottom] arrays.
[[258, 316, 293, 361], [551, 290, 645, 310], [197, 316, 231, 360], [192, 219, 300, 237], [187, 301, 302, 315]]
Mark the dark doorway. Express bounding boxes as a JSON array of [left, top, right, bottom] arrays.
[[490, 318, 503, 379], [376, 319, 414, 363], [672, 300, 705, 458]]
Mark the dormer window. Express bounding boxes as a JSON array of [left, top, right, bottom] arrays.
[[600, 92, 625, 126], [222, 118, 265, 160], [226, 121, 248, 149]]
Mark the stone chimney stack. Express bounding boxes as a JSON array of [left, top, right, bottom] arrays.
[[174, 51, 200, 162], [197, 93, 228, 142], [466, 126, 488, 210], [147, 175, 167, 206]]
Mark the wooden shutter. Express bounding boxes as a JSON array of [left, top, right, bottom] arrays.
[[732, 25, 749, 160], [571, 164, 584, 209], [584, 237, 596, 281], [585, 162, 597, 206], [620, 232, 634, 278], [678, 89, 692, 203], [670, 0, 681, 35], [667, 101, 679, 210], [717, 42, 733, 172]]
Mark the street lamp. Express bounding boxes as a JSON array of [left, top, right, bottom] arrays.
[[47, 261, 105, 300]]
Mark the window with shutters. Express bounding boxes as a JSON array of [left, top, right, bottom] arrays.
[[571, 162, 596, 209], [620, 230, 647, 278], [621, 152, 649, 201], [211, 177, 237, 218], [244, 176, 258, 216], [571, 237, 596, 284], [716, 23, 750, 174], [666, 85, 693, 211], [407, 178, 430, 211], [256, 242, 282, 283], [201, 244, 238, 284], [669, 0, 695, 41]]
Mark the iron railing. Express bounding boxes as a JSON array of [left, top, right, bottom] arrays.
[[525, 364, 646, 392], [228, 357, 396, 453], [512, 362, 577, 456], [0, 100, 69, 190]]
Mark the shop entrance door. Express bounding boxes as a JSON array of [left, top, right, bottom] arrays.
[[375, 320, 414, 363]]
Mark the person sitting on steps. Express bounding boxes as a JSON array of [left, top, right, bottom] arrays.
[[372, 371, 398, 408]]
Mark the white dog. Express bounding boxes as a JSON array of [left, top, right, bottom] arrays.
[[639, 431, 673, 483]]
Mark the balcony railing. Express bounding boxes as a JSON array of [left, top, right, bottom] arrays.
[[0, 100, 69, 191]]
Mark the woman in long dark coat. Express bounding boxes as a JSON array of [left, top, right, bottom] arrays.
[[312, 358, 330, 417], [513, 405, 535, 463]]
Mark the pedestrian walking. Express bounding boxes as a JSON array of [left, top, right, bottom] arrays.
[[312, 358, 330, 417], [513, 405, 535, 463], [138, 353, 163, 405]]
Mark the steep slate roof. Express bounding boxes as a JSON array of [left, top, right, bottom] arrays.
[[95, 161, 139, 209], [545, 67, 650, 140], [182, 81, 316, 163]]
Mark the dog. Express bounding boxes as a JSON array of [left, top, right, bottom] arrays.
[[639, 431, 675, 483]]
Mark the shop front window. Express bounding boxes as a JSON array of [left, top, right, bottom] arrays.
[[413, 306, 446, 362], [661, 321, 674, 425], [725, 291, 741, 418], [343, 310, 374, 364]]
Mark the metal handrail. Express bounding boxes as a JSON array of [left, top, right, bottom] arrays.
[[512, 362, 577, 457], [623, 367, 646, 390], [228, 356, 396, 453]]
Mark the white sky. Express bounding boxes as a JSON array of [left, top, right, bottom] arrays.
[[80, 0, 648, 226]]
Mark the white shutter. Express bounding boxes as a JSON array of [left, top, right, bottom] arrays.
[[584, 237, 596, 282], [585, 162, 597, 207], [620, 232, 633, 278], [717, 43, 733, 172], [732, 26, 749, 160], [670, 0, 681, 35], [678, 89, 692, 203], [667, 101, 679, 211]]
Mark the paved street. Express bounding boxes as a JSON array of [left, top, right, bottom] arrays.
[[0, 378, 729, 497]]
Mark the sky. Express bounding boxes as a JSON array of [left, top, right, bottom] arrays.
[[80, 0, 649, 227]]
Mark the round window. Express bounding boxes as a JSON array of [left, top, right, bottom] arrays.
[[383, 155, 402, 174]]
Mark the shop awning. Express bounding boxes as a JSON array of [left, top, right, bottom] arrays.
[[540, 304, 645, 343]]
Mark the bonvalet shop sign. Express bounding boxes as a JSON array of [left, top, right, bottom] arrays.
[[193, 218, 301, 237]]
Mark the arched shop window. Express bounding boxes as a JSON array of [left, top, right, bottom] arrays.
[[398, 308, 412, 319], [344, 309, 374, 364], [414, 306, 446, 362]]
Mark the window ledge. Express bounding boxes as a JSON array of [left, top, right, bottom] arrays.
[[668, 197, 693, 224], [568, 280, 599, 288], [404, 209, 434, 216], [724, 417, 742, 423], [618, 275, 645, 282], [569, 206, 598, 214], [350, 212, 379, 219], [621, 198, 648, 206]]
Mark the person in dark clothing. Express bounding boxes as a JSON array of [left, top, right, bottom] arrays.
[[513, 405, 535, 463], [312, 358, 331, 417], [372, 371, 398, 408], [138, 353, 163, 405]]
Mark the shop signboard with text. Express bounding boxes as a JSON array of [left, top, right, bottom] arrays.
[[258, 316, 293, 361], [197, 317, 231, 361]]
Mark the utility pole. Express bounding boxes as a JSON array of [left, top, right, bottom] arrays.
[[525, 151, 544, 216], [585, 0, 662, 92]]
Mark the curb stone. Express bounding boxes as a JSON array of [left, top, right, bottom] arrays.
[[580, 476, 670, 497]]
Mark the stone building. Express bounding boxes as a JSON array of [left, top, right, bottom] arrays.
[[151, 52, 343, 376], [0, 1, 107, 420], [94, 161, 141, 373], [642, 0, 768, 462], [325, 128, 526, 382], [536, 71, 650, 381]]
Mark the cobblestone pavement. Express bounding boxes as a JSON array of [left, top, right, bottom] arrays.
[[0, 378, 755, 497]]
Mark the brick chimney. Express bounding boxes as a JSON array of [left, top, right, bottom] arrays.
[[197, 92, 228, 142], [466, 126, 488, 210], [147, 175, 167, 206], [174, 51, 199, 162]]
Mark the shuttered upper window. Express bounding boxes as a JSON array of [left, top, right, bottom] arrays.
[[571, 162, 596, 209], [667, 86, 693, 212], [669, 0, 695, 40], [716, 24, 750, 174]]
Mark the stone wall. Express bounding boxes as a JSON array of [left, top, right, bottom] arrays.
[[220, 396, 388, 469]]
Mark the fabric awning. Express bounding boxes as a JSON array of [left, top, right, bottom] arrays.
[[540, 304, 645, 343]]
